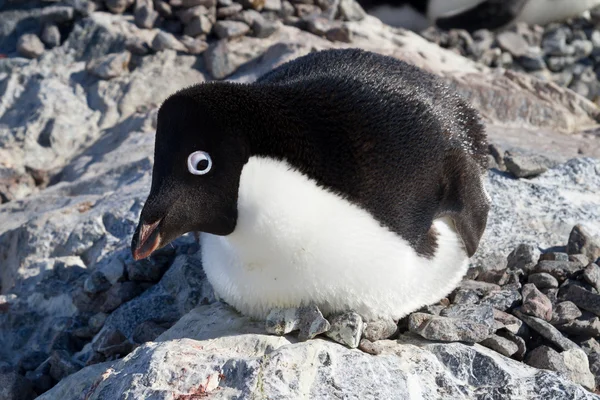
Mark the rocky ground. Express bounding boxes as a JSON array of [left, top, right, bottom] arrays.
[[1, 0, 600, 399]]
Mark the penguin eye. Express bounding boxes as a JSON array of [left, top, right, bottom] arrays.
[[187, 151, 212, 175]]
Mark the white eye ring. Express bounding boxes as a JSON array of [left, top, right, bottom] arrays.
[[187, 151, 212, 175]]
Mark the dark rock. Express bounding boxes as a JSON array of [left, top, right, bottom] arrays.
[[177, 5, 209, 24], [507, 244, 540, 273], [0, 371, 36, 400], [477, 268, 509, 286], [409, 304, 494, 343], [41, 24, 61, 49], [526, 345, 567, 372], [89, 312, 108, 334], [49, 350, 81, 382], [535, 260, 584, 283], [132, 321, 168, 344], [497, 330, 527, 360], [517, 48, 547, 71], [134, 0, 159, 29], [451, 289, 480, 305], [555, 312, 600, 337], [550, 301, 582, 325], [125, 37, 151, 56], [589, 353, 600, 390], [83, 271, 111, 294], [252, 17, 278, 38], [127, 254, 173, 282], [504, 150, 557, 179], [240, 0, 265, 10], [151, 31, 186, 52], [583, 264, 600, 294], [513, 309, 579, 351], [521, 283, 553, 321], [579, 337, 600, 355], [325, 311, 363, 348], [528, 272, 559, 289], [481, 334, 519, 357], [540, 252, 570, 262], [362, 318, 398, 342], [213, 20, 250, 39], [479, 288, 522, 312], [496, 31, 528, 57], [567, 225, 600, 263], [24, 366, 53, 395], [493, 309, 523, 334], [561, 284, 600, 316], [72, 288, 107, 314], [101, 282, 144, 313], [17, 34, 45, 59], [154, 0, 172, 16], [93, 329, 133, 357], [18, 351, 48, 374], [184, 15, 214, 37]]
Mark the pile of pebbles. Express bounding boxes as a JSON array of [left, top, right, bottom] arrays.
[[7, 0, 365, 61], [418, 8, 600, 104]]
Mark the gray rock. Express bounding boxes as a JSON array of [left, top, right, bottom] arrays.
[[518, 47, 547, 71], [507, 244, 540, 273], [481, 334, 519, 357], [253, 17, 279, 38], [493, 309, 523, 334], [337, 0, 365, 21], [452, 289, 480, 305], [180, 36, 209, 55], [126, 249, 174, 282], [88, 313, 108, 334], [184, 15, 213, 37], [83, 271, 111, 294], [568, 225, 600, 263], [0, 371, 36, 400], [93, 329, 133, 358], [526, 345, 567, 373], [217, 3, 243, 17], [572, 39, 593, 59], [556, 312, 600, 337], [496, 31, 529, 57], [325, 311, 363, 348], [499, 331, 527, 360], [590, 353, 600, 392], [176, 5, 209, 24], [105, 0, 134, 13], [513, 309, 579, 351], [265, 307, 300, 335], [362, 318, 398, 342], [521, 283, 553, 321], [154, 0, 172, 16], [542, 27, 573, 56], [584, 263, 600, 292], [409, 304, 495, 343], [540, 252, 570, 261], [132, 321, 168, 344], [561, 284, 600, 316], [49, 350, 81, 381], [86, 51, 131, 80], [134, 0, 159, 29], [213, 20, 251, 39], [17, 34, 45, 59], [528, 272, 559, 289], [563, 348, 596, 391], [535, 260, 584, 282], [580, 337, 600, 356], [326, 25, 352, 43], [100, 281, 144, 313], [550, 301, 582, 325], [504, 150, 557, 178], [477, 268, 510, 285], [151, 31, 186, 52], [479, 288, 522, 311], [41, 24, 61, 49]]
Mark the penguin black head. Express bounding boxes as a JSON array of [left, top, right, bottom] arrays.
[[131, 86, 249, 260]]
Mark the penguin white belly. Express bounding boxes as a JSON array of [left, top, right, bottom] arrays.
[[200, 156, 470, 322]]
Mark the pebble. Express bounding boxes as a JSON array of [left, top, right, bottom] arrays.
[[88, 312, 108, 333], [151, 31, 187, 52], [41, 24, 61, 48], [528, 272, 559, 290], [498, 331, 527, 360], [409, 304, 495, 343], [479, 288, 522, 312], [496, 31, 529, 58], [561, 284, 600, 316], [126, 37, 151, 56], [134, 0, 159, 29], [555, 312, 600, 337], [203, 40, 241, 79], [362, 318, 398, 342], [337, 0, 365, 21], [100, 281, 143, 313], [154, 0, 172, 17], [93, 329, 133, 357], [177, 5, 209, 24], [567, 225, 600, 263], [504, 150, 555, 179], [132, 321, 168, 343], [325, 311, 363, 348], [493, 309, 523, 335], [579, 337, 600, 355], [17, 34, 45, 59], [265, 305, 330, 341], [451, 289, 480, 305], [550, 301, 582, 325], [507, 244, 540, 273], [127, 258, 170, 282], [481, 334, 519, 357], [513, 309, 579, 351], [180, 36, 209, 55], [476, 268, 510, 286], [534, 260, 583, 282], [213, 20, 251, 39], [184, 15, 214, 37], [526, 345, 567, 373], [521, 283, 553, 321], [252, 18, 279, 38], [86, 51, 131, 80], [217, 3, 242, 18]]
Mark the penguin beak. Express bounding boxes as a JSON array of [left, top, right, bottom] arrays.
[[132, 218, 162, 261]]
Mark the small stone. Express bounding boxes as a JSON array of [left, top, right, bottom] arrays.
[[542, 27, 573, 56], [535, 260, 584, 282], [493, 309, 523, 334], [151, 31, 187, 52], [203, 40, 241, 79], [100, 281, 143, 313], [154, 0, 172, 16], [477, 268, 510, 286], [125, 37, 151, 56], [526, 345, 567, 372], [132, 321, 168, 343], [571, 254, 592, 265], [240, 0, 265, 10], [326, 26, 352, 43], [177, 5, 209, 24], [41, 24, 61, 48], [337, 0, 364, 21], [127, 259, 169, 283], [93, 329, 133, 357], [49, 350, 81, 381], [358, 338, 382, 355], [184, 15, 214, 37], [83, 271, 111, 294], [507, 244, 540, 273], [180, 36, 209, 55], [72, 288, 107, 314], [550, 301, 582, 325], [521, 283, 553, 321], [0, 372, 36, 400], [481, 334, 519, 357], [86, 51, 131, 80], [517, 47, 546, 71], [561, 284, 600, 316], [504, 150, 554, 178], [294, 3, 320, 17], [216, 3, 242, 17], [134, 0, 159, 29], [572, 39, 593, 59], [589, 353, 600, 389], [528, 273, 559, 290], [409, 304, 495, 343], [451, 289, 480, 305], [213, 20, 250, 39], [265, 307, 301, 335], [498, 331, 527, 360], [297, 305, 330, 341], [17, 34, 45, 59], [555, 312, 600, 337], [305, 16, 330, 36], [325, 311, 363, 348], [567, 225, 600, 263], [563, 348, 596, 391], [579, 337, 600, 355], [362, 318, 398, 342], [252, 18, 278, 38], [479, 288, 522, 312], [496, 31, 528, 57], [542, 288, 559, 305], [105, 0, 134, 13], [513, 309, 579, 351], [89, 312, 108, 333], [458, 280, 501, 294], [263, 0, 281, 11]]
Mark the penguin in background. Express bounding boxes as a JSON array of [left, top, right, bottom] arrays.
[[362, 0, 600, 32], [131, 48, 490, 333]]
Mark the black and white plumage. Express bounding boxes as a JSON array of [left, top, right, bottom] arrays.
[[131, 48, 491, 322]]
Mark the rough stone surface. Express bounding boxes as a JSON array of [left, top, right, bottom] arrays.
[[481, 334, 519, 357], [409, 305, 495, 343], [17, 34, 45, 58], [513, 310, 579, 351], [562, 285, 600, 316], [568, 225, 600, 263], [362, 318, 398, 342], [86, 51, 132, 79], [507, 244, 541, 274], [584, 263, 600, 292], [529, 272, 559, 290], [325, 311, 363, 348], [504, 150, 557, 178], [521, 283, 553, 321], [551, 301, 583, 325]]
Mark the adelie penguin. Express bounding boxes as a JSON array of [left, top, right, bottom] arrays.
[[131, 48, 491, 340]]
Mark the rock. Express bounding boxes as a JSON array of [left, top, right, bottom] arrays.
[[41, 24, 61, 48], [561, 285, 600, 316], [217, 4, 243, 18], [134, 0, 159, 29], [18, 351, 49, 374], [86, 51, 131, 80], [83, 271, 111, 295], [521, 283, 553, 321], [89, 313, 108, 334], [563, 348, 596, 391], [583, 263, 600, 291], [479, 288, 522, 311], [528, 272, 559, 290], [105, 0, 134, 13], [493, 309, 523, 334], [126, 250, 174, 282], [326, 25, 352, 43], [590, 353, 600, 391], [550, 301, 583, 325], [36, 361, 115, 400], [184, 15, 213, 37], [180, 36, 209, 55], [481, 334, 519, 357], [265, 304, 330, 341], [580, 337, 600, 356], [409, 304, 495, 343], [0, 372, 36, 400], [507, 244, 540, 273], [513, 309, 579, 351], [100, 281, 144, 313], [451, 289, 480, 305], [213, 20, 251, 39], [17, 34, 45, 58], [535, 260, 584, 282], [498, 331, 527, 360], [568, 225, 600, 263], [93, 329, 133, 358], [325, 311, 363, 348], [518, 47, 547, 71], [362, 318, 398, 342], [49, 350, 81, 381], [337, 0, 365, 21], [504, 150, 557, 178], [555, 312, 600, 337], [132, 321, 168, 343], [477, 268, 510, 285], [253, 18, 279, 38], [496, 31, 529, 58], [151, 31, 186, 52], [526, 345, 567, 372]]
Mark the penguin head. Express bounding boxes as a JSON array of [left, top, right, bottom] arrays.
[[131, 88, 249, 260]]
